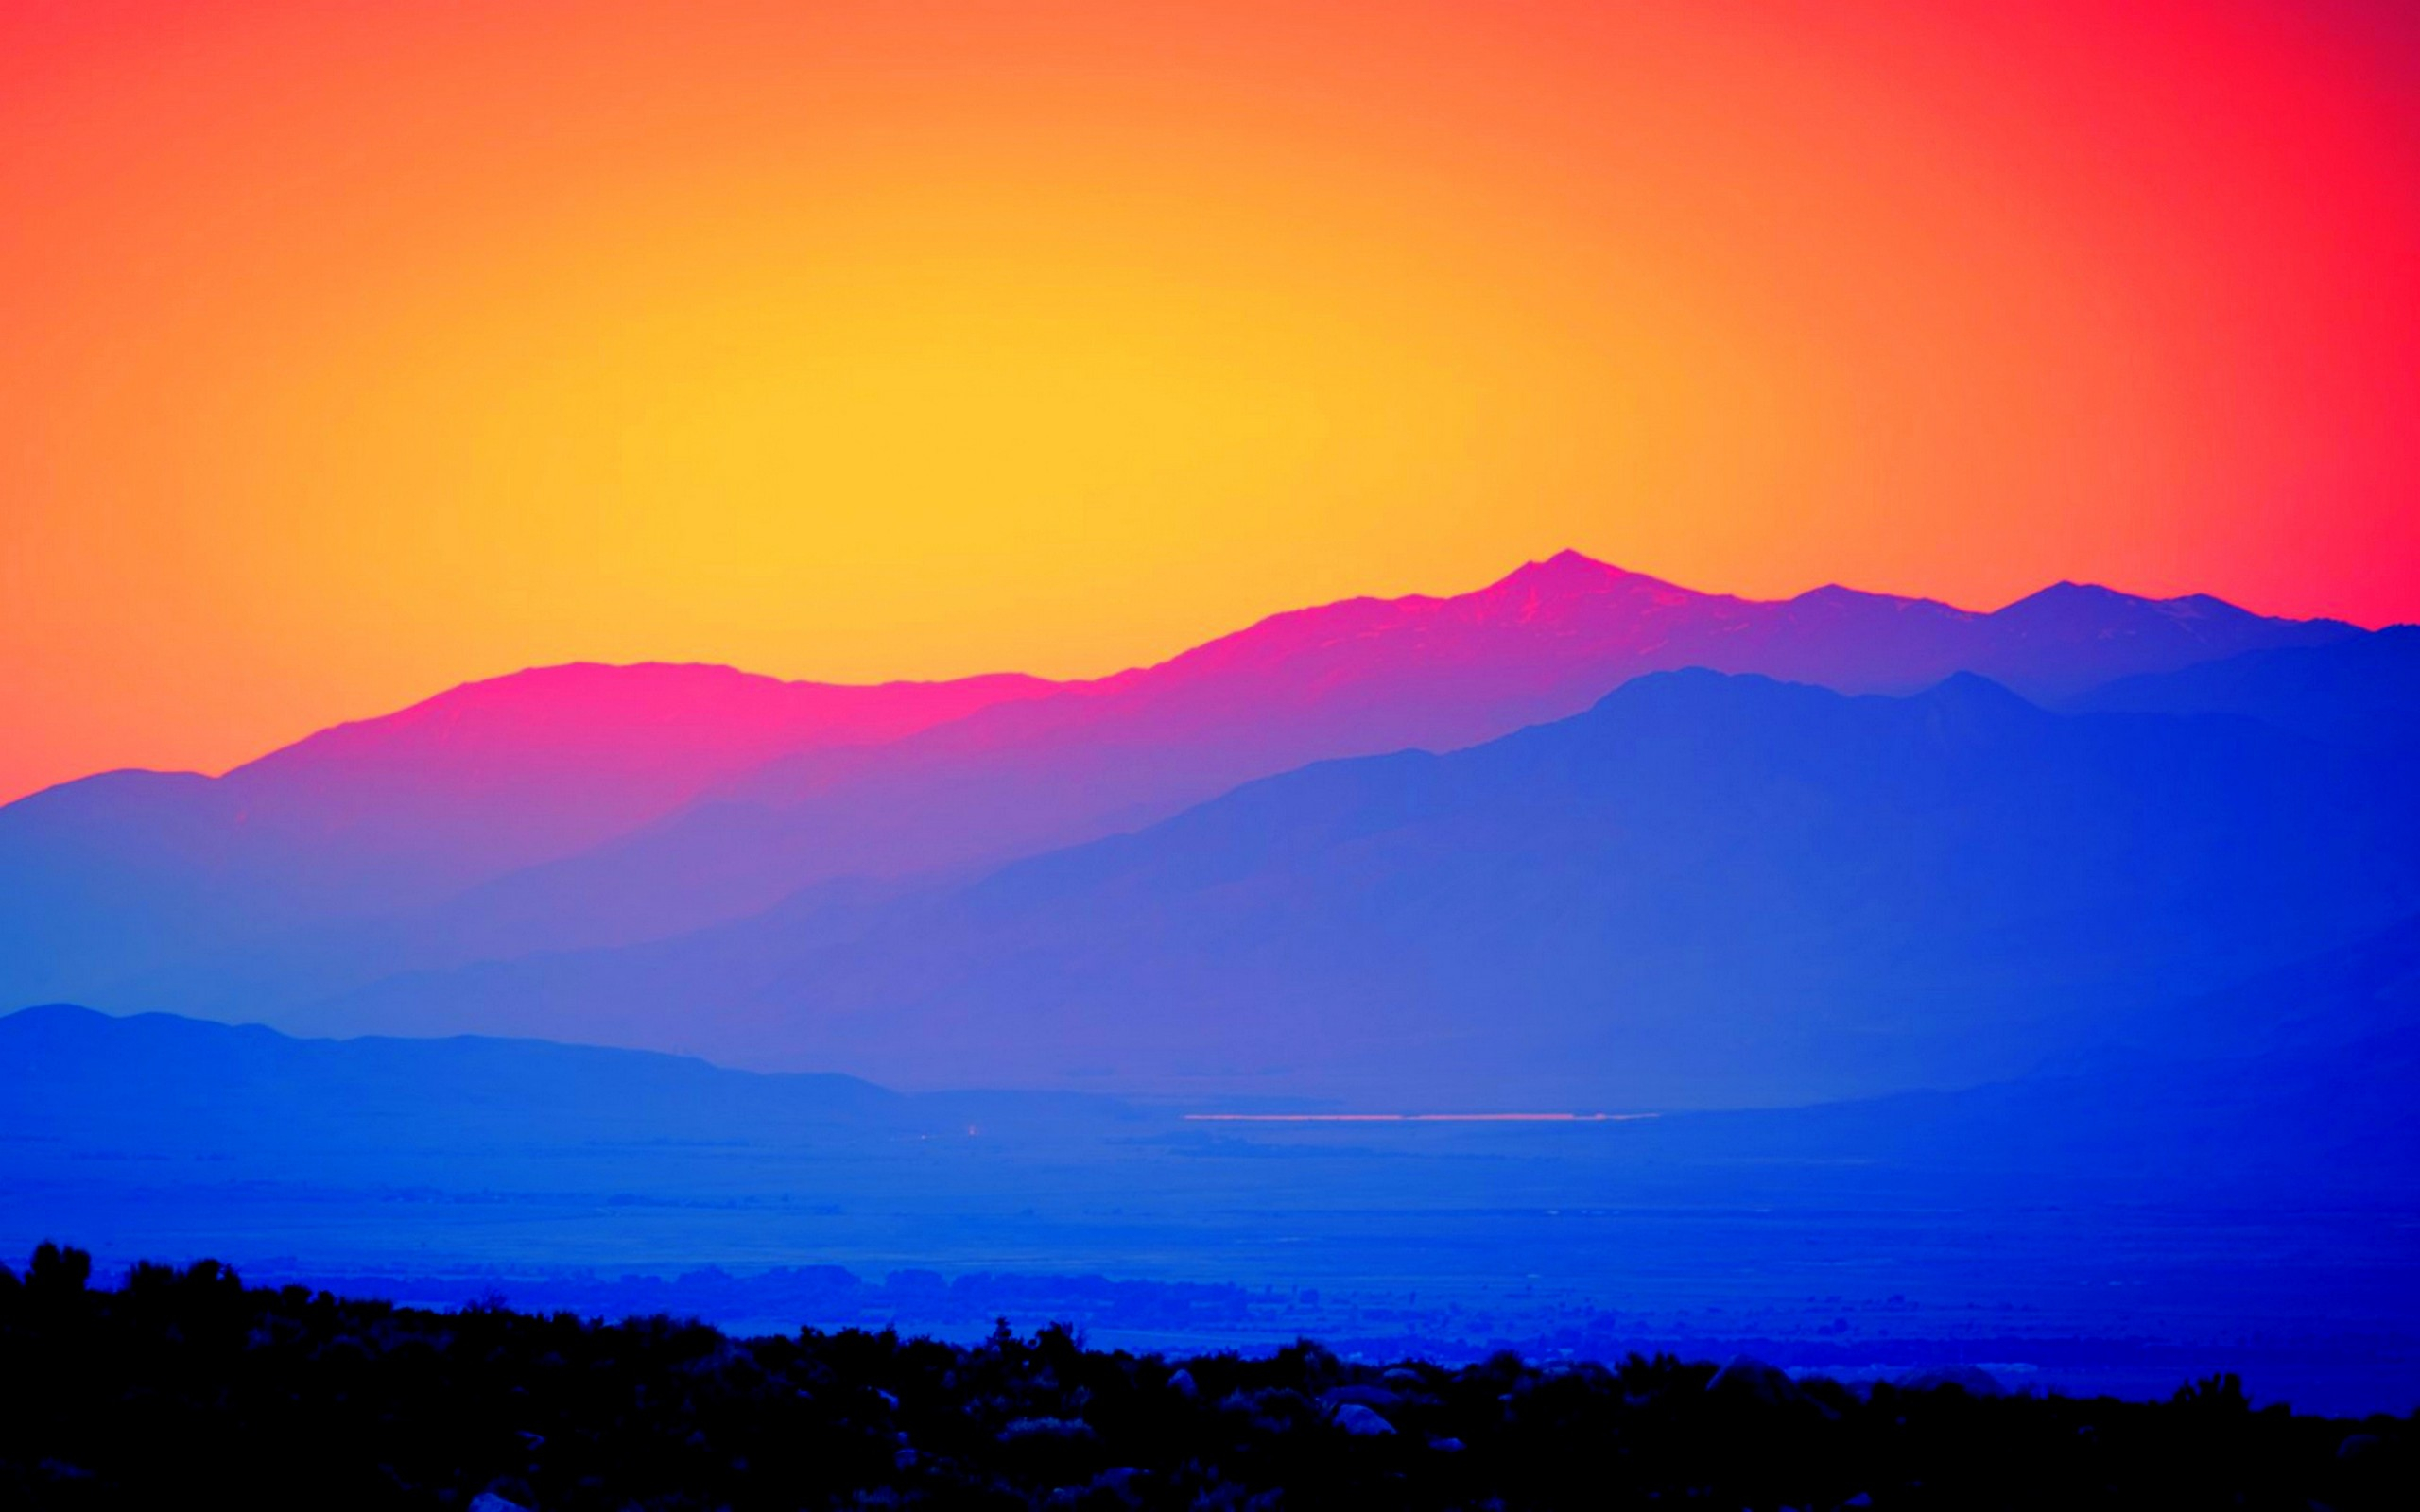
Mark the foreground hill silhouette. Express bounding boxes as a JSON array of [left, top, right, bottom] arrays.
[[4, 1246, 2412, 1510], [283, 669, 2420, 1107], [0, 554, 2360, 1019]]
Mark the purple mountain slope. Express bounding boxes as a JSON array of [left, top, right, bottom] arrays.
[[2063, 624, 2420, 750], [0, 666, 1054, 1005], [182, 559, 2362, 988], [1, 554, 2361, 1017], [280, 671, 2420, 1108]]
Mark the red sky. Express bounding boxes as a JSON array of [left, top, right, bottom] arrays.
[[5, 1, 2417, 801]]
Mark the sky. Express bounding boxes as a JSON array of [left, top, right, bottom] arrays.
[[5, 0, 2417, 803]]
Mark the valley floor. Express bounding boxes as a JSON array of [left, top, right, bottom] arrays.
[[10, 1138, 2418, 1415]]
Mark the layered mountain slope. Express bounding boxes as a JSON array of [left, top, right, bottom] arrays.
[[2065, 624, 2420, 750], [16, 904, 2420, 1203], [296, 672, 2420, 1108], [216, 558, 2360, 988], [2106, 908, 2420, 1062], [0, 665, 1054, 1005], [1, 554, 2361, 1016]]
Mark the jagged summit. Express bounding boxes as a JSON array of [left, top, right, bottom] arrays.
[[1483, 550, 1705, 603], [1494, 548, 1638, 587]]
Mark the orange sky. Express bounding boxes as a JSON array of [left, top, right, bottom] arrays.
[[5, 0, 2417, 802]]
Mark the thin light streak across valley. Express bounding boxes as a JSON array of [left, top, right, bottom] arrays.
[[1181, 1112, 1659, 1124]]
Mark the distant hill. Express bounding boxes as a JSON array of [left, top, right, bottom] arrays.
[[0, 665, 1054, 1007], [6, 554, 2360, 1021], [0, 1002, 1125, 1155], [1686, 910, 2420, 1200], [287, 671, 2420, 1109], [0, 1001, 892, 1145], [2105, 907, 2420, 1062], [2065, 625, 2420, 751], [10, 942, 2417, 1209]]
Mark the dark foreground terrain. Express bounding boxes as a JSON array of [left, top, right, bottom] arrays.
[[3, 1247, 2414, 1510]]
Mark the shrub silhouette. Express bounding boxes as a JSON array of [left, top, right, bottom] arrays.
[[26, 1240, 90, 1296], [0, 1246, 2413, 1509]]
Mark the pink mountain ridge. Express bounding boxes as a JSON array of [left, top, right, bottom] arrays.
[[224, 663, 1058, 881], [0, 552, 2358, 1015]]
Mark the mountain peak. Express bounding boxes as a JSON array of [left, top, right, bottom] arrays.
[[1487, 550, 1686, 601], [1994, 579, 2246, 616], [1921, 670, 2037, 708], [1504, 549, 1616, 582], [1999, 580, 2132, 612], [1788, 582, 1966, 617]]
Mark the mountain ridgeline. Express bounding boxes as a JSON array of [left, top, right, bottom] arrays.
[[285, 668, 2420, 1107], [4, 554, 2411, 1113]]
